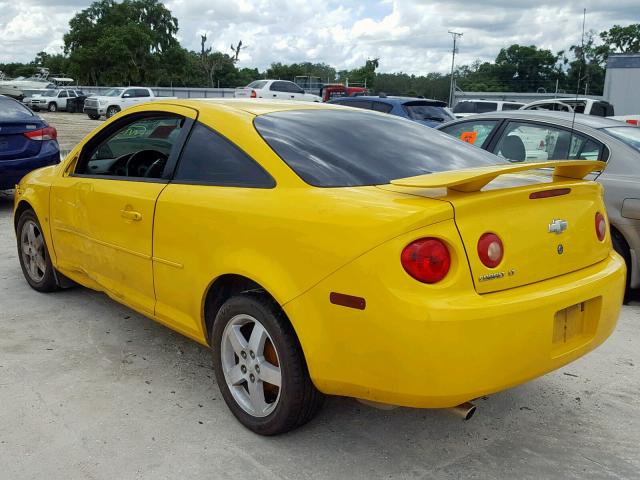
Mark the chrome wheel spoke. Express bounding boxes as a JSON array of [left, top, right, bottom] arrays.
[[27, 223, 36, 245], [226, 364, 245, 386], [34, 234, 44, 251], [248, 322, 268, 353], [228, 325, 248, 355], [257, 361, 281, 387], [28, 258, 39, 278], [34, 255, 46, 273], [247, 379, 268, 414]]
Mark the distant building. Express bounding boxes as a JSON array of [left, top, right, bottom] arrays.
[[603, 53, 640, 116]]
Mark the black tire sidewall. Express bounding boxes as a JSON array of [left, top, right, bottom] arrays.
[[16, 210, 57, 292], [211, 295, 309, 435], [106, 107, 119, 118], [612, 230, 631, 296], [48, 103, 56, 112]]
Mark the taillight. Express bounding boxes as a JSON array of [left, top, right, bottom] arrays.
[[401, 238, 451, 283], [23, 126, 57, 141], [477, 233, 503, 268], [250, 89, 257, 98], [626, 119, 638, 126], [595, 212, 606, 241]]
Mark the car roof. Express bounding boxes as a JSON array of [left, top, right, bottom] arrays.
[[458, 99, 522, 104], [441, 110, 625, 129], [156, 98, 339, 116], [330, 96, 444, 104]]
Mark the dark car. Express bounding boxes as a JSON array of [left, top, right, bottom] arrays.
[[328, 95, 455, 127], [0, 95, 60, 190], [66, 91, 89, 113]]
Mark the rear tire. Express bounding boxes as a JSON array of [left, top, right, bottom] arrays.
[[48, 102, 57, 112], [211, 294, 323, 435], [612, 229, 631, 303], [16, 209, 58, 292]]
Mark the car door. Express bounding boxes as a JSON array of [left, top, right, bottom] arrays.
[[152, 121, 275, 339], [122, 88, 138, 107], [268, 81, 290, 99], [50, 106, 196, 315], [57, 90, 68, 109], [488, 120, 607, 163]]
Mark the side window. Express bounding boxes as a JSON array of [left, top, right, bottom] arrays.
[[135, 89, 151, 97], [493, 121, 599, 163], [68, 90, 77, 98], [174, 123, 275, 188], [58, 91, 68, 98], [440, 120, 500, 148], [270, 81, 289, 92], [75, 115, 185, 178], [475, 102, 497, 113], [590, 103, 607, 117], [372, 101, 393, 113], [123, 89, 136, 98], [502, 103, 523, 111]]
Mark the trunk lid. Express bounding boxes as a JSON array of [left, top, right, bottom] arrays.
[[386, 161, 610, 294], [0, 121, 44, 160]]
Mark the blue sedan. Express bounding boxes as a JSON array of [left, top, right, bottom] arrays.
[[327, 95, 455, 127], [0, 95, 60, 190]]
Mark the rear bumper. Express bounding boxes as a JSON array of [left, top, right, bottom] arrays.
[[0, 144, 60, 190], [285, 250, 625, 408]]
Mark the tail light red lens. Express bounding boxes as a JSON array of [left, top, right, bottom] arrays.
[[401, 238, 451, 283], [477, 233, 503, 268], [250, 89, 257, 98], [595, 212, 606, 241], [23, 126, 57, 141]]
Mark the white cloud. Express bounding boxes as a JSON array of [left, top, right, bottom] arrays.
[[0, 0, 638, 75]]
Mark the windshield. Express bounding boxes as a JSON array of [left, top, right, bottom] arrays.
[[604, 127, 640, 152], [40, 90, 56, 96], [402, 102, 454, 122], [103, 88, 124, 97], [254, 109, 503, 187]]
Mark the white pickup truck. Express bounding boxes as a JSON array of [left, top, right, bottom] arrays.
[[83, 87, 171, 119]]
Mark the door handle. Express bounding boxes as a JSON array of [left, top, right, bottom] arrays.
[[120, 209, 142, 221], [273, 94, 277, 97]]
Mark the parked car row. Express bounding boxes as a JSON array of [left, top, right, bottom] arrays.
[[23, 88, 89, 113], [453, 97, 617, 118]]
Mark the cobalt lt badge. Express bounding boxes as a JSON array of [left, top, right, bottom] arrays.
[[557, 244, 564, 255]]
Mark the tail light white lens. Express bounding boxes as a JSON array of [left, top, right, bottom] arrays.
[[23, 126, 57, 141], [595, 212, 606, 241], [477, 233, 503, 268], [401, 238, 451, 284], [250, 89, 257, 98]]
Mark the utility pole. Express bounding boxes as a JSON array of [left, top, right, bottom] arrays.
[[448, 31, 463, 107]]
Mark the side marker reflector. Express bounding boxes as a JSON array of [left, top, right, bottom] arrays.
[[330, 292, 366, 310]]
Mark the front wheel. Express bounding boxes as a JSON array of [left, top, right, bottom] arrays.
[[106, 106, 120, 118], [211, 294, 323, 435], [16, 209, 58, 292], [48, 102, 57, 112]]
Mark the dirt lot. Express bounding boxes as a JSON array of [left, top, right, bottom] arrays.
[[38, 111, 103, 155], [0, 113, 639, 479]]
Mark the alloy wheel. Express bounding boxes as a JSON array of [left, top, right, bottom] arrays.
[[20, 220, 47, 282], [220, 314, 282, 417]]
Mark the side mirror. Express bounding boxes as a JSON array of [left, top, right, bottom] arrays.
[[123, 93, 131, 98]]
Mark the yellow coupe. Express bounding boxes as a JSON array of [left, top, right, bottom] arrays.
[[13, 100, 625, 435]]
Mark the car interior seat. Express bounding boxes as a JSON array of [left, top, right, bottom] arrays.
[[499, 135, 526, 162]]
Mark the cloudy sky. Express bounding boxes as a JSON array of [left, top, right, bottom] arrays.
[[1, 0, 638, 74]]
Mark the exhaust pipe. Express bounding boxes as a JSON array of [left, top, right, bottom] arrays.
[[449, 402, 476, 420]]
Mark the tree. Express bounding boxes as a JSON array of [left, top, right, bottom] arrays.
[[598, 24, 640, 56], [63, 0, 179, 85]]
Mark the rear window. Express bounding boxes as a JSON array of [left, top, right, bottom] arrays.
[[254, 109, 502, 187], [402, 101, 454, 122], [247, 80, 268, 89], [0, 96, 34, 119]]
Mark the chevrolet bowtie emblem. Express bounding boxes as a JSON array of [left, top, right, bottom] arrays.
[[548, 219, 568, 234]]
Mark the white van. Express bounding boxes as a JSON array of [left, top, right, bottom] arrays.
[[453, 99, 524, 118]]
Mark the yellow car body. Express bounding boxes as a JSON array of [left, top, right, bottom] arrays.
[[14, 100, 625, 411]]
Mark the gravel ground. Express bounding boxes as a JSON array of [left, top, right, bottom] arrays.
[[0, 114, 639, 479]]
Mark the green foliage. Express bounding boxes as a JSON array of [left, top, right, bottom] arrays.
[[265, 62, 337, 82]]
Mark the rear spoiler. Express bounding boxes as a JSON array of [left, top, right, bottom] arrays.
[[390, 160, 606, 193]]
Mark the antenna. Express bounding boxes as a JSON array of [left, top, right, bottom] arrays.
[[570, 8, 586, 137]]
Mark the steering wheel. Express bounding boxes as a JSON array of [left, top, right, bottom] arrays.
[[125, 150, 168, 177]]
